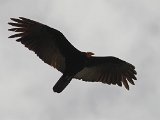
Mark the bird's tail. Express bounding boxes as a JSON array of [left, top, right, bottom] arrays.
[[53, 75, 72, 93]]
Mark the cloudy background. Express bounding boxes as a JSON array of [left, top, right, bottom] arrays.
[[0, 0, 160, 120]]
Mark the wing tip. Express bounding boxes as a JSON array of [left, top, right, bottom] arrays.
[[8, 35, 13, 38], [8, 22, 13, 26]]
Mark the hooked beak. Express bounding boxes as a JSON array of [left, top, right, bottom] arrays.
[[86, 52, 95, 57]]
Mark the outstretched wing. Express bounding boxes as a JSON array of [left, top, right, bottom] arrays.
[[74, 56, 137, 90], [8, 17, 79, 73]]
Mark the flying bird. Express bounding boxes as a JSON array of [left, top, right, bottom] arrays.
[[8, 17, 137, 93]]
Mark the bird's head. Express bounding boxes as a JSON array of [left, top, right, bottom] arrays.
[[84, 52, 95, 58]]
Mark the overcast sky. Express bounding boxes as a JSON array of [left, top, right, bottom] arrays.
[[0, 0, 160, 120]]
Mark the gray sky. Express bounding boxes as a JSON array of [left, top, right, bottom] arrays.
[[0, 0, 160, 120]]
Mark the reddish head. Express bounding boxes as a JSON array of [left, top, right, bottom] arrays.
[[84, 52, 95, 58]]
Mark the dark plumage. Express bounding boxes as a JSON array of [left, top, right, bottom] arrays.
[[8, 17, 137, 93]]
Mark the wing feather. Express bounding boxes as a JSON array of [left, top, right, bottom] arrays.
[[8, 17, 78, 73], [74, 56, 137, 90]]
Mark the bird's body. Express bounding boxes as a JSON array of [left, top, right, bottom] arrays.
[[8, 17, 137, 93]]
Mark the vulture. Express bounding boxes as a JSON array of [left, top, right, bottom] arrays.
[[8, 17, 137, 93]]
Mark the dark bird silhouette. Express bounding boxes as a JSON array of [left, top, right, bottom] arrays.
[[8, 17, 137, 93]]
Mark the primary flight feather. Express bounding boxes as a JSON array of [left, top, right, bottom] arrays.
[[8, 17, 137, 93]]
